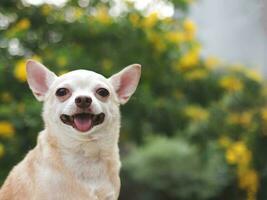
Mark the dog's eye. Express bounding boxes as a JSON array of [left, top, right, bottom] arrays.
[[56, 88, 69, 97], [96, 88, 109, 97]]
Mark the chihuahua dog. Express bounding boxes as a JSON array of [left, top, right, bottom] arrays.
[[0, 60, 141, 200]]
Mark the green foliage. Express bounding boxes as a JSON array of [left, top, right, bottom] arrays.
[[121, 137, 229, 200]]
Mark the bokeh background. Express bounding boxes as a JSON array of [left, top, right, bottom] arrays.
[[0, 0, 267, 200]]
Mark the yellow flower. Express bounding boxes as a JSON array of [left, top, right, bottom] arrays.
[[14, 59, 27, 82], [227, 112, 252, 127], [185, 69, 208, 81], [165, 31, 185, 43], [0, 121, 15, 138], [183, 19, 196, 33], [239, 169, 259, 191], [204, 56, 220, 69], [142, 12, 158, 29], [183, 19, 197, 40], [129, 13, 140, 28], [220, 76, 243, 92], [184, 105, 209, 121], [16, 18, 31, 30], [0, 143, 4, 158], [95, 6, 112, 25], [178, 48, 200, 71], [245, 69, 262, 82], [41, 4, 52, 16], [223, 138, 258, 200], [238, 169, 259, 199], [226, 141, 251, 165]]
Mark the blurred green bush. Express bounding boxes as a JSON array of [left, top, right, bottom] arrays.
[[0, 0, 267, 200]]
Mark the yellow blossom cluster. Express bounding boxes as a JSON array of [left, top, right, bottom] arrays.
[[229, 64, 262, 83], [238, 169, 259, 200], [6, 18, 31, 37], [0, 121, 15, 138], [220, 138, 259, 200], [94, 6, 112, 25], [220, 76, 244, 92], [245, 70, 262, 82], [142, 12, 158, 29], [184, 105, 209, 121], [165, 31, 185, 43], [41, 4, 53, 16], [164, 19, 197, 46], [14, 59, 27, 82], [226, 141, 251, 165], [227, 112, 253, 128], [128, 13, 198, 55], [178, 47, 201, 71], [183, 19, 197, 41], [16, 18, 31, 30], [204, 56, 221, 69]]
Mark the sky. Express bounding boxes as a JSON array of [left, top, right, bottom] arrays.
[[190, 0, 267, 75]]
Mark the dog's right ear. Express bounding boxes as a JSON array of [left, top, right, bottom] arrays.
[[26, 60, 57, 101]]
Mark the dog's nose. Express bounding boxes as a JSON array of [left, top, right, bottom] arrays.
[[75, 96, 92, 108]]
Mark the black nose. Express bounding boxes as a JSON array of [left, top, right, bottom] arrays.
[[75, 96, 92, 108]]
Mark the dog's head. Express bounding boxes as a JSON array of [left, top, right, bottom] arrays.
[[26, 60, 141, 139]]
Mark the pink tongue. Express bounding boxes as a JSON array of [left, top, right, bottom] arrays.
[[74, 116, 92, 132]]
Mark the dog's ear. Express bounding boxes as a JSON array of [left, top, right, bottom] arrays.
[[26, 60, 57, 101], [109, 64, 141, 104]]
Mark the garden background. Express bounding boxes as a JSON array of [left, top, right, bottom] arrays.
[[0, 0, 267, 200]]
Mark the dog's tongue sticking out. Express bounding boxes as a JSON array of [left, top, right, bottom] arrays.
[[74, 114, 92, 132]]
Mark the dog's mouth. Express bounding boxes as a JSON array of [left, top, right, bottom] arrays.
[[60, 113, 105, 132]]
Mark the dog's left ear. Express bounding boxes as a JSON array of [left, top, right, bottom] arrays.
[[26, 60, 57, 101], [109, 64, 141, 104]]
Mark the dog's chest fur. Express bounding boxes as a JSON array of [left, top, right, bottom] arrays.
[[36, 132, 121, 200], [63, 148, 118, 196]]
